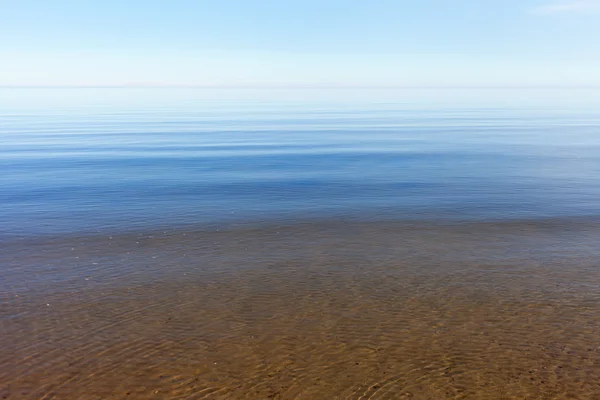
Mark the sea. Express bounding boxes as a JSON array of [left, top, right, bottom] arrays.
[[2, 88, 600, 399]]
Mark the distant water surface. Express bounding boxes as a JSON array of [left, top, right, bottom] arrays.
[[2, 88, 600, 237], [2, 88, 600, 399]]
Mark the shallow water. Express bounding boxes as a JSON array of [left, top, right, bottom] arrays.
[[2, 89, 600, 399]]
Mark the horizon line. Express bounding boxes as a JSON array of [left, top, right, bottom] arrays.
[[2, 84, 600, 90]]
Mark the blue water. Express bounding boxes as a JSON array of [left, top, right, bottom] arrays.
[[2, 88, 600, 237]]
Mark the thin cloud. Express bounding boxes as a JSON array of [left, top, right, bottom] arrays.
[[534, 0, 600, 14]]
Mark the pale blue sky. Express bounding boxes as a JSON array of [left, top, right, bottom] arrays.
[[1, 0, 600, 86]]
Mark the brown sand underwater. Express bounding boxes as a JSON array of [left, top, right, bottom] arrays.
[[2, 220, 600, 399]]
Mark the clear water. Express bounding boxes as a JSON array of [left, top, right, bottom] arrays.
[[3, 88, 600, 399]]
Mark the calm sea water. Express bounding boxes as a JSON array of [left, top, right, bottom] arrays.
[[4, 88, 600, 399], [2, 88, 600, 237]]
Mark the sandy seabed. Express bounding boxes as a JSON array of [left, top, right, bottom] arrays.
[[3, 219, 600, 399]]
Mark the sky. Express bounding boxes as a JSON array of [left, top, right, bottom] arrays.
[[1, 0, 600, 87]]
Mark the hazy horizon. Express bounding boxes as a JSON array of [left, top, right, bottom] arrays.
[[3, 84, 600, 89]]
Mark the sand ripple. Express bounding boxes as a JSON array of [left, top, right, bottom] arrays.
[[2, 220, 600, 399]]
